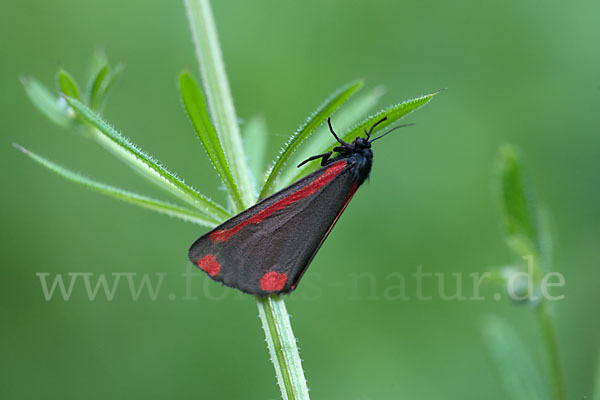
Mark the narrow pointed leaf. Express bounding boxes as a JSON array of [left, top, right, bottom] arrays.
[[242, 115, 268, 186], [84, 50, 122, 110], [287, 90, 439, 185], [64, 96, 230, 220], [260, 79, 363, 198], [482, 316, 549, 400], [21, 76, 72, 127], [184, 0, 255, 210], [88, 48, 108, 76], [498, 144, 539, 256], [179, 71, 244, 211], [14, 144, 219, 227], [87, 64, 109, 110], [95, 63, 123, 109], [57, 68, 82, 101], [339, 90, 439, 145]]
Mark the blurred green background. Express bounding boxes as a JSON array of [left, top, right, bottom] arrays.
[[1, 0, 599, 398]]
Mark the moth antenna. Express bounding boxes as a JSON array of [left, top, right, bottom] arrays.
[[328, 117, 351, 147], [369, 123, 415, 143], [365, 116, 388, 140]]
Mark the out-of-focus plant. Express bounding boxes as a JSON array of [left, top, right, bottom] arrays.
[[483, 145, 565, 400]]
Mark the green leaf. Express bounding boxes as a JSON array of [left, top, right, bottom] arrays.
[[278, 85, 385, 190], [259, 79, 364, 198], [57, 68, 82, 101], [498, 145, 539, 257], [86, 64, 109, 109], [95, 63, 123, 109], [88, 48, 109, 76], [13, 144, 219, 227], [331, 85, 386, 128], [63, 95, 230, 220], [482, 316, 550, 400], [286, 90, 439, 185], [184, 0, 255, 210], [21, 76, 72, 127], [179, 71, 244, 211], [83, 51, 123, 111], [242, 115, 268, 187], [339, 90, 438, 143]]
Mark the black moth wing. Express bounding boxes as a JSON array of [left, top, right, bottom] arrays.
[[188, 158, 361, 296]]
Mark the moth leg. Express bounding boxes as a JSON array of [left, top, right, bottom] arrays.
[[297, 151, 332, 168]]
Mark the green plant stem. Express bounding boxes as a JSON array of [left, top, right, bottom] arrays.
[[536, 301, 565, 400], [257, 296, 310, 400], [184, 0, 255, 206], [183, 1, 309, 398]]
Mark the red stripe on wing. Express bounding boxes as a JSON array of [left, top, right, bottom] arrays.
[[209, 160, 347, 243]]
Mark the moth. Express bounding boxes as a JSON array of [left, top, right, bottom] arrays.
[[188, 116, 410, 296]]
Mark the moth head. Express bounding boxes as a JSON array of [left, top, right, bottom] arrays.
[[353, 136, 371, 149]]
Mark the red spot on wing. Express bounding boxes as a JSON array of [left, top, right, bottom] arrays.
[[196, 254, 220, 276], [210, 160, 347, 243], [260, 271, 288, 292]]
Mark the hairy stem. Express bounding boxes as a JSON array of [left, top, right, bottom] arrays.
[[257, 296, 310, 400]]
